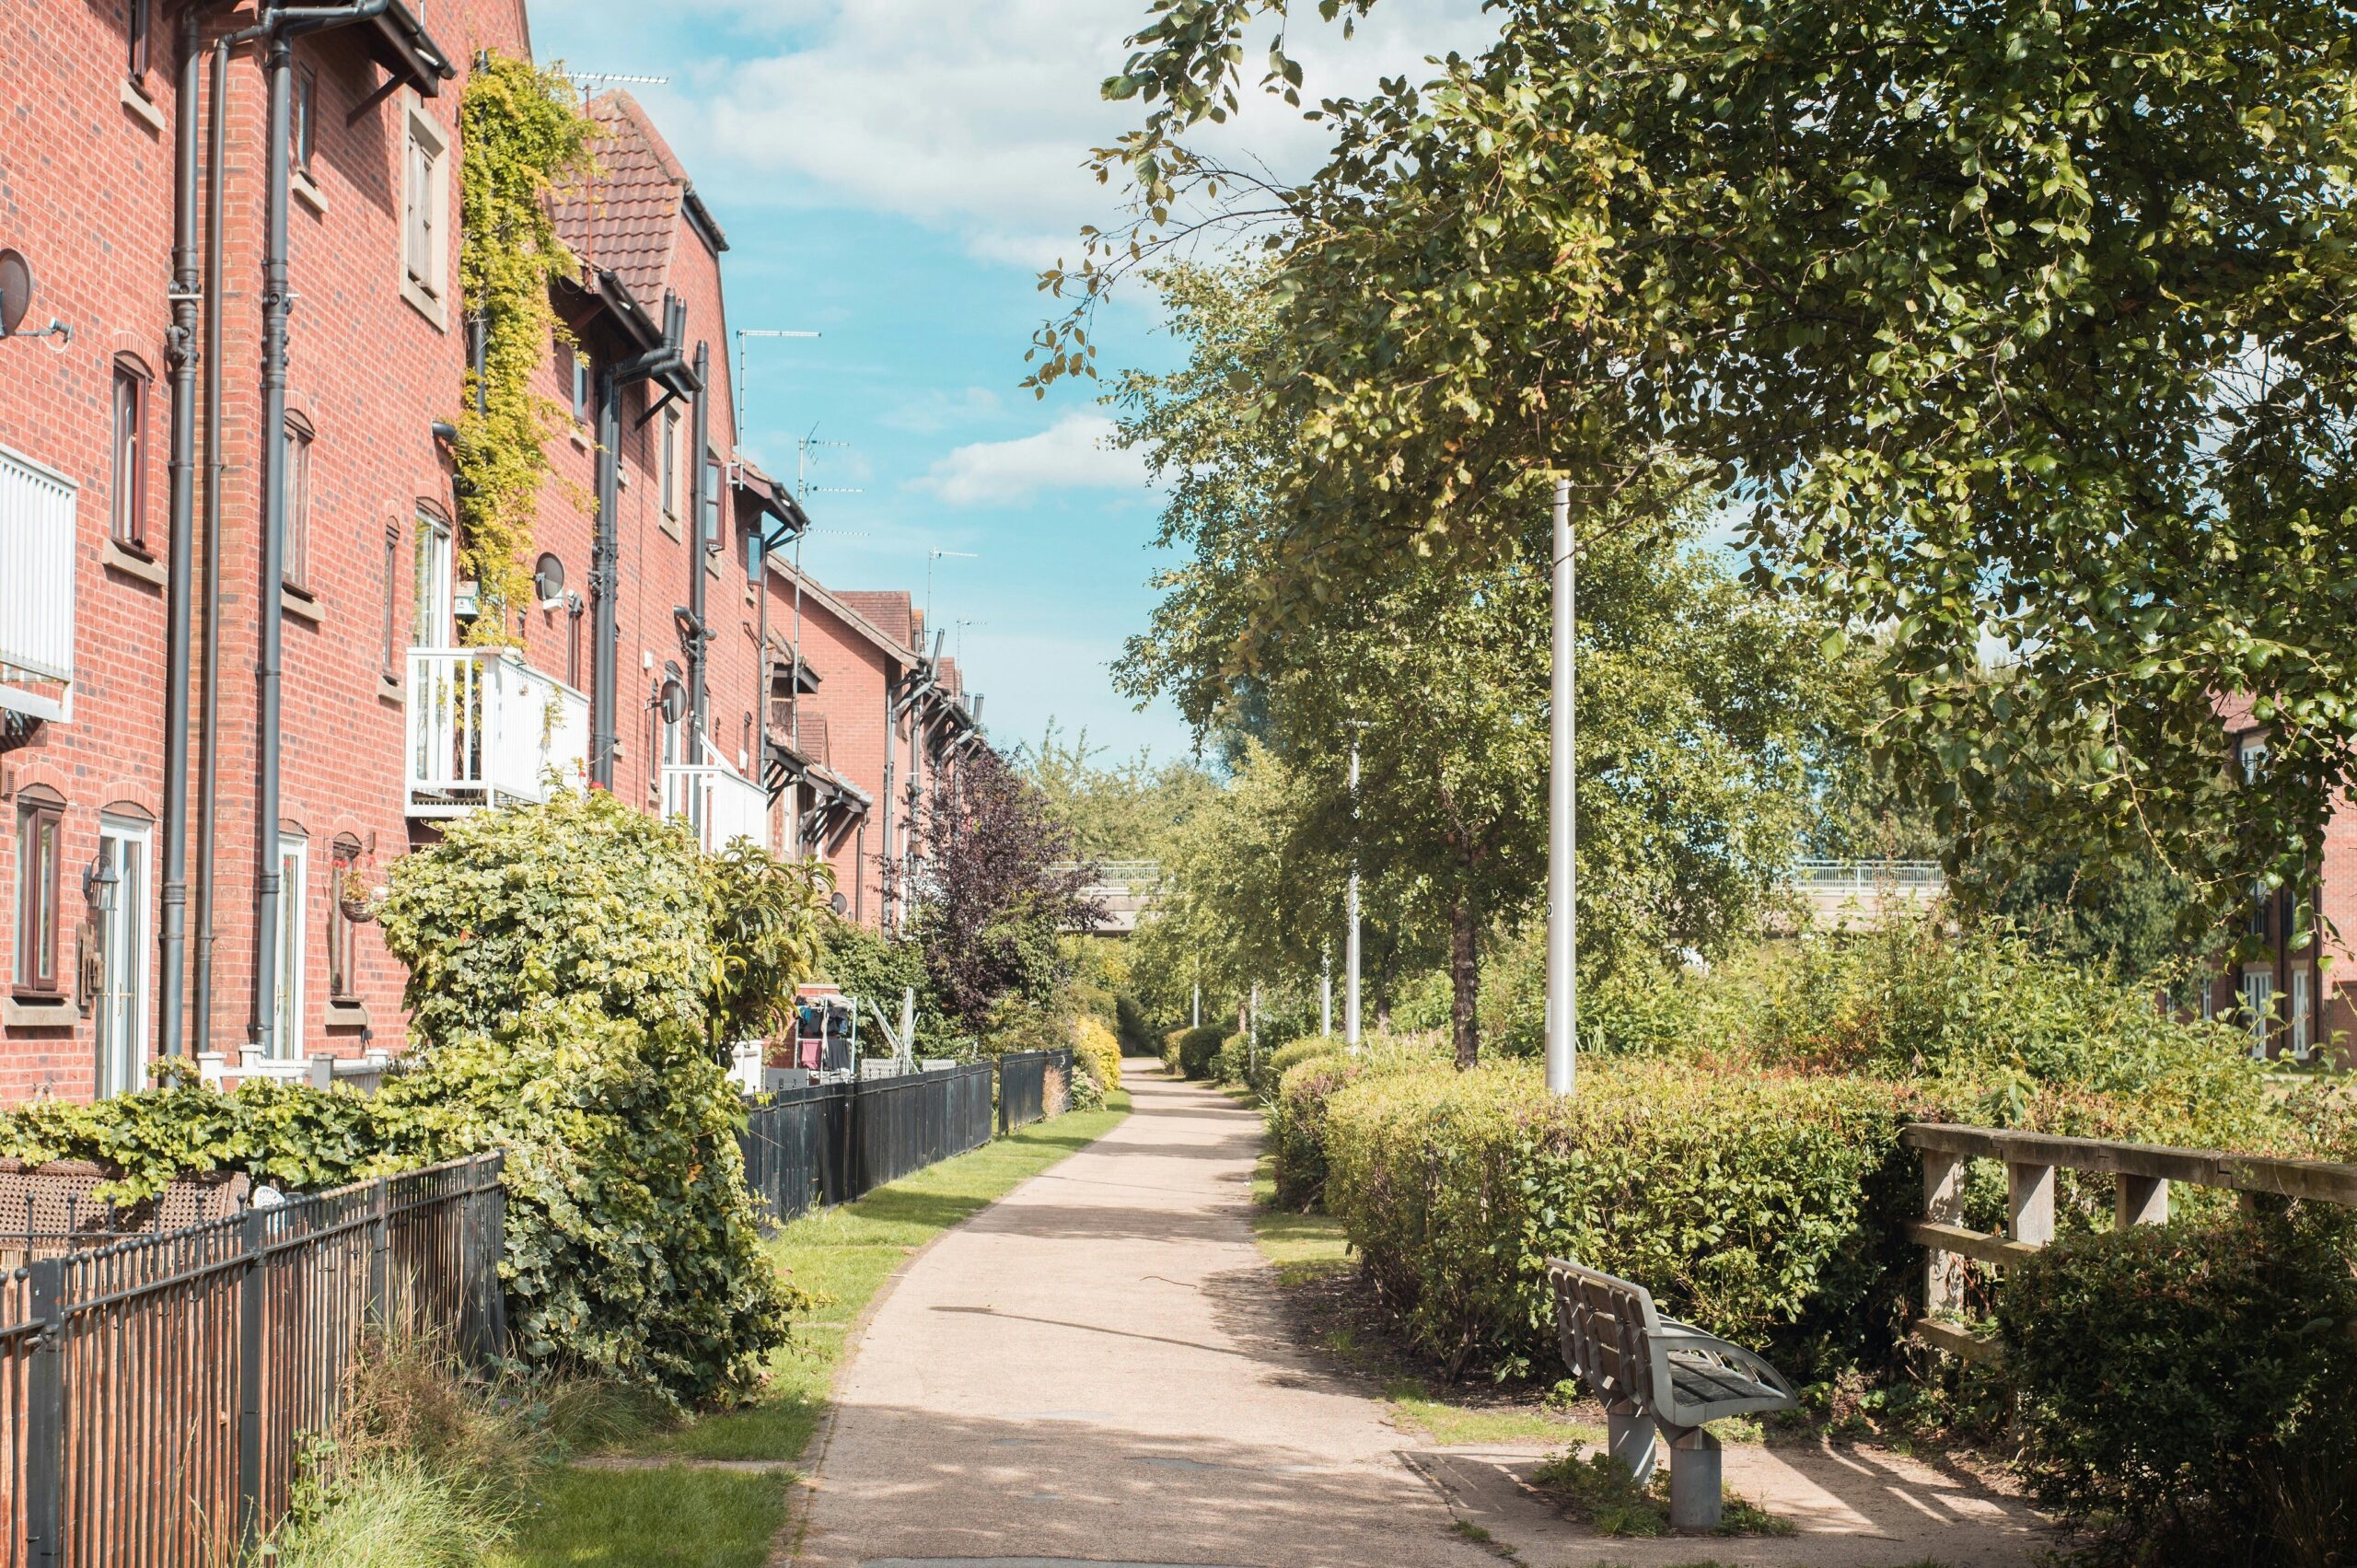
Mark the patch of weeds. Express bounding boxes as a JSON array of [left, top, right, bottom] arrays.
[[1451, 1519, 1496, 1544], [1387, 1378, 1603, 1447], [1702, 1414, 1763, 1445], [1530, 1450, 1791, 1539], [1322, 1326, 1365, 1360]]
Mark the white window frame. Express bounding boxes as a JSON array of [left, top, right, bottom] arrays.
[[400, 98, 448, 326], [273, 833, 308, 1059], [661, 407, 680, 519], [412, 511, 454, 650], [96, 817, 152, 1098], [2241, 968, 2275, 1059], [2291, 966, 2313, 1060]]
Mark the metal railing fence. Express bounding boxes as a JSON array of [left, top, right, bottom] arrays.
[[996, 1049, 1072, 1135], [852, 1064, 995, 1195], [0, 1154, 505, 1568], [739, 1059, 1037, 1230]]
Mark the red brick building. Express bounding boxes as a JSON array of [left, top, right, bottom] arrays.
[[0, 3, 982, 1103]]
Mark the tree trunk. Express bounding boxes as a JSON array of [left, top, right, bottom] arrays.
[[1449, 892, 1479, 1069]]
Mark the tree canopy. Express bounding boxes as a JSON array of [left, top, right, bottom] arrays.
[[1047, 0, 2357, 931]]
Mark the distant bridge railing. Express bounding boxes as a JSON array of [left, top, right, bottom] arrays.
[[1786, 859, 1945, 894]]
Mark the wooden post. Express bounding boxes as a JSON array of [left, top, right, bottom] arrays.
[[2008, 1161, 2056, 1247], [1922, 1150, 1966, 1316], [2116, 1173, 2168, 1228]]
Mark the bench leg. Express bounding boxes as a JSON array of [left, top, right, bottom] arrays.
[[1667, 1427, 1722, 1531], [1606, 1400, 1656, 1486]]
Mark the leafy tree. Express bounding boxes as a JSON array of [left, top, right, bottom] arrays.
[[1114, 267, 1839, 1064], [900, 749, 1104, 1033], [1052, 0, 2357, 935], [1015, 720, 1223, 864]]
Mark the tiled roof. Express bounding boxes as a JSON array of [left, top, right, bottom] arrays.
[[801, 713, 830, 768], [552, 91, 703, 309], [836, 591, 914, 649]]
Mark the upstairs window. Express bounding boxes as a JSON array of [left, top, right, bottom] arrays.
[[327, 834, 363, 1002], [662, 407, 680, 518], [570, 346, 593, 424], [127, 0, 151, 82], [292, 64, 318, 174], [110, 357, 149, 550], [12, 791, 64, 997], [401, 104, 448, 315], [282, 415, 313, 589]]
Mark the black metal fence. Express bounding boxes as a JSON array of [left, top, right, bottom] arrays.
[[740, 1063, 999, 1227], [997, 1048, 1074, 1135], [0, 1154, 505, 1568]]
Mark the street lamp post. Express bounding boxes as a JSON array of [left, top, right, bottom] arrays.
[[1345, 736, 1363, 1051], [1546, 477, 1577, 1097]]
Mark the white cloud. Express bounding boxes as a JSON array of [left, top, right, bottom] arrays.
[[878, 385, 1004, 435], [555, 0, 1496, 265], [914, 412, 1145, 506]]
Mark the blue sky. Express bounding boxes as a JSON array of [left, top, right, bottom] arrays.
[[533, 0, 1492, 763]]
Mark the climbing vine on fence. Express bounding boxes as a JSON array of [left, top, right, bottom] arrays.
[[452, 53, 598, 645]]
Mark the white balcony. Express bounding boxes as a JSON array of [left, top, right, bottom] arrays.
[[406, 648, 588, 817], [0, 444, 77, 723], [662, 760, 772, 853]]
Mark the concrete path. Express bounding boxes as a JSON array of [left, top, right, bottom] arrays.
[[794, 1065, 2048, 1568]]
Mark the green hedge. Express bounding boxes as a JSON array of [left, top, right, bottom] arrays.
[[1318, 1057, 1920, 1376], [1168, 1024, 1226, 1079], [1997, 1203, 2357, 1563]]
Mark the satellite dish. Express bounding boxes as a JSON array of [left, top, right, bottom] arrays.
[[532, 552, 565, 604], [656, 676, 686, 725], [830, 891, 849, 916], [0, 250, 31, 339]]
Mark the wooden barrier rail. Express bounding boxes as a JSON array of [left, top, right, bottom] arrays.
[[1902, 1123, 2357, 1363]]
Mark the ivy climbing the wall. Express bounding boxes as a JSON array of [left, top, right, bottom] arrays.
[[452, 53, 598, 644]]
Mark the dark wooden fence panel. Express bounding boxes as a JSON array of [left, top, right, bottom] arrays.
[[997, 1050, 1072, 1135]]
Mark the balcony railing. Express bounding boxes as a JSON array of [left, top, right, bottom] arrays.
[[662, 760, 772, 853], [405, 648, 587, 817], [0, 444, 77, 723]]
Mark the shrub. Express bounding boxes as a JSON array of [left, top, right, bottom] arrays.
[[1320, 1056, 1918, 1377], [1255, 1034, 1343, 1099], [1264, 1033, 1446, 1209], [1997, 1204, 2357, 1564], [1211, 1032, 1253, 1086], [1069, 1015, 1123, 1096], [1115, 993, 1158, 1055], [1171, 1024, 1226, 1079]]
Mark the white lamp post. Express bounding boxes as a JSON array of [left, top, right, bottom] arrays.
[[1546, 477, 1577, 1097]]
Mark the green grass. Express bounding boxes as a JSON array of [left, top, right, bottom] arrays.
[[1531, 1449, 1794, 1539], [626, 1090, 1132, 1463], [1385, 1378, 1606, 1447], [1246, 1155, 1354, 1285], [490, 1466, 789, 1567]]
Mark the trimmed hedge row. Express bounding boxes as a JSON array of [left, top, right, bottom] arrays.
[[1165, 1024, 1227, 1079], [1317, 1057, 1920, 1376]]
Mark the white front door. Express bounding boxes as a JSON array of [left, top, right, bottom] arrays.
[[2241, 969, 2275, 1059], [95, 818, 150, 1097], [273, 834, 308, 1058]]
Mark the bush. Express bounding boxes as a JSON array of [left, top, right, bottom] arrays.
[[1211, 1032, 1253, 1086], [1115, 993, 1158, 1056], [1998, 1204, 2357, 1564], [1069, 1015, 1123, 1096], [1320, 1056, 1918, 1377], [1170, 1024, 1226, 1079], [1255, 1035, 1343, 1098]]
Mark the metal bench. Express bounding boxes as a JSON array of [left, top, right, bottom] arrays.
[[1544, 1257, 1798, 1530]]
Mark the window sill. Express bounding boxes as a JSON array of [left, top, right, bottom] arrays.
[[657, 511, 681, 540], [120, 79, 166, 135], [379, 671, 405, 703], [292, 169, 328, 216], [705, 552, 722, 578], [323, 999, 370, 1030], [282, 585, 324, 625], [103, 537, 168, 589], [570, 425, 590, 450], [401, 276, 447, 332], [4, 994, 76, 1030]]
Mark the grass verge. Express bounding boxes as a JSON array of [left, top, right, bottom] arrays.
[[489, 1466, 789, 1568]]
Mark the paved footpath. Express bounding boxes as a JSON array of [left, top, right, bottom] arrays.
[[793, 1065, 2048, 1568]]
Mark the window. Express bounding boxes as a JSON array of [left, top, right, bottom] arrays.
[[2241, 739, 2268, 783], [571, 347, 592, 424], [327, 835, 362, 1002], [127, 0, 150, 80], [110, 358, 148, 550], [271, 833, 308, 1058], [2291, 967, 2314, 1060], [282, 415, 312, 589], [411, 512, 453, 648], [2248, 878, 2271, 941], [382, 521, 401, 681], [704, 456, 723, 560], [292, 64, 317, 174], [11, 792, 64, 996], [662, 407, 680, 518], [2241, 969, 2275, 1058], [95, 818, 150, 1098], [401, 104, 448, 313]]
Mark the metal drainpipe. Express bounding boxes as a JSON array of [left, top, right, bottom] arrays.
[[590, 362, 621, 790], [158, 4, 203, 1060], [688, 341, 709, 766], [877, 677, 897, 932], [249, 28, 296, 1057]]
